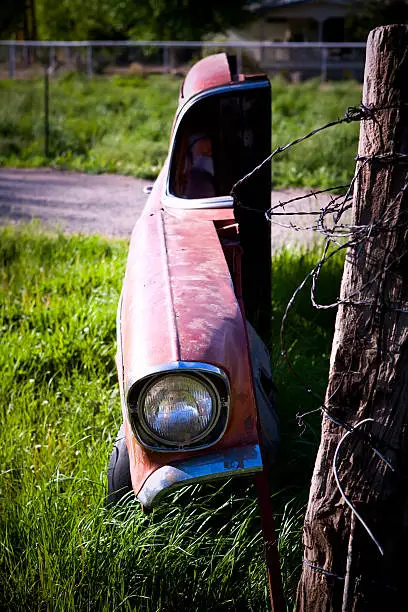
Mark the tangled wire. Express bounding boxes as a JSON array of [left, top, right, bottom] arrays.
[[231, 102, 408, 567]]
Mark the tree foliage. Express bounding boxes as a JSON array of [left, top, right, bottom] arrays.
[[346, 0, 408, 41], [126, 0, 252, 41], [7, 0, 252, 41], [0, 0, 28, 39]]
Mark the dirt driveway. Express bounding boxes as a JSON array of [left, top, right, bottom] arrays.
[[0, 168, 332, 249]]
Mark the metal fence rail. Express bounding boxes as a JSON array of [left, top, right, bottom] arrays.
[[0, 40, 367, 80]]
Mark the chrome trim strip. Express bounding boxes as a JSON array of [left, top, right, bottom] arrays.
[[137, 443, 263, 508], [115, 290, 123, 365], [164, 80, 269, 210], [116, 290, 127, 413], [162, 194, 233, 210], [126, 361, 230, 453], [126, 361, 230, 397]]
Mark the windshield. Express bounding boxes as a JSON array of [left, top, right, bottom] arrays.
[[169, 84, 270, 200]]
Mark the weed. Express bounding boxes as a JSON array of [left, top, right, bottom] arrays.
[[0, 225, 344, 609]]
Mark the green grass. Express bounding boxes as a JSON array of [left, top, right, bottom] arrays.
[[0, 224, 344, 610], [0, 74, 362, 187], [0, 73, 180, 179], [271, 77, 362, 188], [270, 247, 345, 496]]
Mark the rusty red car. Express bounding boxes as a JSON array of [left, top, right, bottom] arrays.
[[107, 52, 279, 512]]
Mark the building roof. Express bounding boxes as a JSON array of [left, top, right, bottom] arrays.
[[250, 0, 348, 10]]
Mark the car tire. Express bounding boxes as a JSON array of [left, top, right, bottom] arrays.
[[107, 424, 133, 506]]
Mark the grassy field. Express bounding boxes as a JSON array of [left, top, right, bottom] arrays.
[[0, 73, 362, 187], [0, 224, 345, 610], [1, 69, 351, 609], [271, 77, 361, 188], [0, 74, 180, 179]]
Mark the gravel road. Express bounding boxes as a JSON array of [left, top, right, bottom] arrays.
[[0, 168, 333, 249], [0, 168, 149, 237]]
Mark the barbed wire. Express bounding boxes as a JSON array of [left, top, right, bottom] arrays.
[[231, 101, 408, 575], [230, 104, 374, 200]]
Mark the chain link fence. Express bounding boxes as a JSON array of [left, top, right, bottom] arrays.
[[0, 40, 366, 81]]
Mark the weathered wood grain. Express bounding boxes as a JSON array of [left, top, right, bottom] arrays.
[[296, 25, 408, 611]]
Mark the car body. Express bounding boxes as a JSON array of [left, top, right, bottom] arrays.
[[109, 53, 279, 509]]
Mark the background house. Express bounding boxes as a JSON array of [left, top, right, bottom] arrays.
[[229, 0, 363, 79], [245, 0, 349, 43]]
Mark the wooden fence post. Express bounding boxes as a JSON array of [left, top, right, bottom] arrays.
[[296, 25, 408, 611], [87, 45, 93, 77], [163, 45, 169, 74], [44, 65, 50, 158], [8, 44, 15, 79]]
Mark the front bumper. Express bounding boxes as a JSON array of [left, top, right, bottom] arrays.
[[137, 443, 263, 508]]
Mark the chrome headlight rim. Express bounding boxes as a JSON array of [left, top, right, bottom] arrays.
[[126, 363, 230, 452], [137, 371, 220, 448]]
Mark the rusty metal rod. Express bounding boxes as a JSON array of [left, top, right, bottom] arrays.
[[255, 471, 286, 612]]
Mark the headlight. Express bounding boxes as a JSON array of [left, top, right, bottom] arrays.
[[127, 364, 230, 451], [139, 374, 217, 445]]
